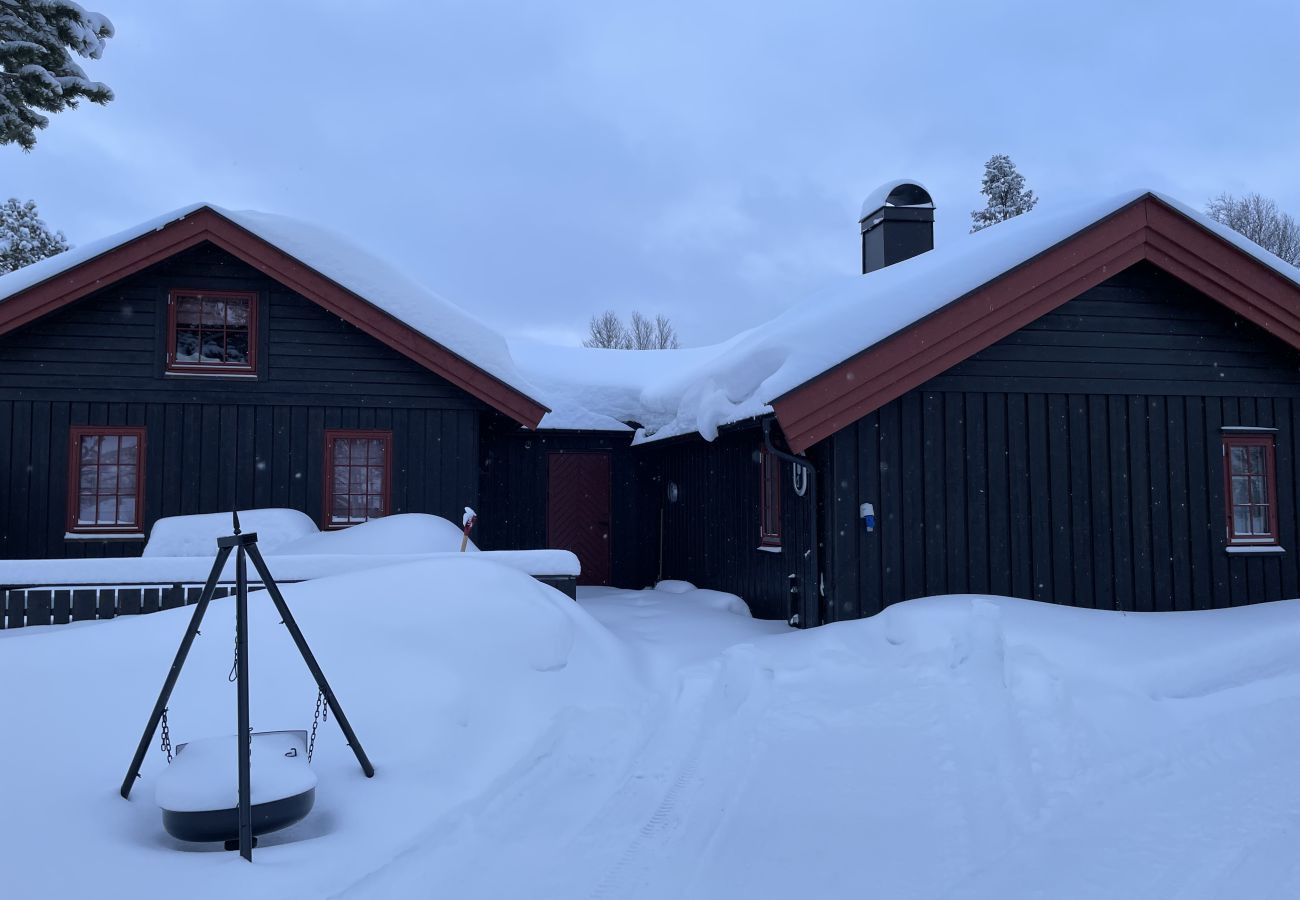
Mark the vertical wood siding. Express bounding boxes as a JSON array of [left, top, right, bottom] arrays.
[[478, 420, 657, 588], [651, 428, 816, 621], [0, 243, 481, 559], [822, 263, 1300, 620]]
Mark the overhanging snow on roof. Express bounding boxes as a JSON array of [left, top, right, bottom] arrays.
[[5, 191, 1298, 445], [513, 190, 1300, 448]]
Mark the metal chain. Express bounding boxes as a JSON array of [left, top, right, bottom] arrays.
[[227, 628, 239, 682], [160, 708, 173, 764], [307, 689, 324, 763]]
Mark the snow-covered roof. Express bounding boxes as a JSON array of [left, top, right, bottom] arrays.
[[859, 178, 934, 220], [6, 191, 1297, 444], [513, 190, 1300, 444], [0, 203, 550, 416]]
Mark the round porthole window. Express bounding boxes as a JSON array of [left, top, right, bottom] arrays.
[[666, 481, 680, 503], [792, 466, 808, 497]]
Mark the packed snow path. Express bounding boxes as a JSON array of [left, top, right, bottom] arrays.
[[330, 586, 1300, 900], [3, 563, 1297, 899]]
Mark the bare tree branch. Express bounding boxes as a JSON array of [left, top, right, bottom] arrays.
[[653, 313, 679, 349], [583, 310, 631, 348], [1206, 193, 1300, 266]]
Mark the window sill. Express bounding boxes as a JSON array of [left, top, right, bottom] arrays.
[[757, 544, 782, 554], [164, 371, 259, 380], [1224, 545, 1285, 555], [64, 532, 146, 542]]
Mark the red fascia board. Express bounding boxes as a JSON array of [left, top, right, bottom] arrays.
[[773, 195, 1300, 453], [773, 198, 1153, 452], [195, 213, 548, 427], [0, 207, 548, 428]]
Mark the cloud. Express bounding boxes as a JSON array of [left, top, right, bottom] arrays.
[[3, 0, 1297, 347]]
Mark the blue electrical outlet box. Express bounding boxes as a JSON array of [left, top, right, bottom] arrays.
[[860, 502, 876, 533]]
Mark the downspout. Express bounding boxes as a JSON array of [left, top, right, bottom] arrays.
[[762, 416, 823, 628]]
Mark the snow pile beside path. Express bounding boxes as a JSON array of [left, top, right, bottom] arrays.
[[143, 509, 317, 557], [678, 595, 1300, 899], [862, 594, 1300, 701], [652, 579, 750, 615], [272, 513, 477, 556], [0, 557, 643, 900]]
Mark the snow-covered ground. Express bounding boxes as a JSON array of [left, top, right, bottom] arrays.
[[2, 562, 1297, 899]]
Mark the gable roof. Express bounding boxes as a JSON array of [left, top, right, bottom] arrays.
[[771, 192, 1300, 451], [0, 204, 549, 428], [512, 189, 1300, 449]]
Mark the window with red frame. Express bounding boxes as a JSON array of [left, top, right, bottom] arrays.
[[68, 426, 146, 533], [324, 430, 391, 528], [1223, 432, 1279, 544], [167, 290, 257, 373], [760, 446, 782, 548]]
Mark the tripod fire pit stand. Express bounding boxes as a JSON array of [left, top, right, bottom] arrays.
[[120, 511, 374, 861]]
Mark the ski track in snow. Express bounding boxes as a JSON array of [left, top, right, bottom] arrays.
[[579, 648, 774, 900]]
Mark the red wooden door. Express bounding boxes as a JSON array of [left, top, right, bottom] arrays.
[[547, 452, 612, 586]]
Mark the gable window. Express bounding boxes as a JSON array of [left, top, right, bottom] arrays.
[[166, 290, 257, 374], [1223, 432, 1279, 545], [760, 447, 782, 549], [324, 430, 391, 528], [67, 426, 146, 534]]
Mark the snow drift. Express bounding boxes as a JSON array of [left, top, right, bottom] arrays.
[[2, 579, 1297, 899], [0, 557, 642, 899], [143, 509, 318, 557], [270, 513, 479, 556]]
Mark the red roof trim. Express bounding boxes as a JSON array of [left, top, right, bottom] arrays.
[[772, 195, 1300, 453], [0, 207, 548, 428]]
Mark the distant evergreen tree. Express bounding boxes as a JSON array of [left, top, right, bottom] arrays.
[[970, 154, 1038, 232], [0, 197, 68, 273], [0, 1, 115, 150]]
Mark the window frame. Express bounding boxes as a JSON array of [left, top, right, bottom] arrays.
[[323, 429, 393, 530], [759, 446, 782, 549], [1222, 432, 1280, 545], [66, 425, 147, 535], [165, 289, 259, 375]]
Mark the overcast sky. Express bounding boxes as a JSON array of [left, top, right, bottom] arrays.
[[4, 1, 1298, 347]]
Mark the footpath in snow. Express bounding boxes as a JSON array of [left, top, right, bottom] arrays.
[[2, 561, 1298, 899]]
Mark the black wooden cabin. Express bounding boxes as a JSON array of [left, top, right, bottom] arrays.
[[643, 192, 1300, 625], [0, 206, 550, 565], [4, 193, 1300, 627]]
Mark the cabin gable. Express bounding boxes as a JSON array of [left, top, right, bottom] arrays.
[[774, 195, 1300, 452], [0, 243, 483, 559], [819, 261, 1300, 621]]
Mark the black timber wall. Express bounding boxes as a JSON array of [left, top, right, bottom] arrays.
[[478, 418, 658, 588], [821, 262, 1300, 620], [651, 426, 817, 621], [0, 243, 482, 559]]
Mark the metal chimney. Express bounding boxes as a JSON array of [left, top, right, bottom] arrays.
[[859, 180, 935, 273]]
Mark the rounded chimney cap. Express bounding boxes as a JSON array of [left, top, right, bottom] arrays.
[[859, 179, 934, 221]]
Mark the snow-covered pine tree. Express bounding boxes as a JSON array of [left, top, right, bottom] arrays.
[[0, 1, 115, 150], [0, 197, 69, 273], [970, 154, 1038, 233]]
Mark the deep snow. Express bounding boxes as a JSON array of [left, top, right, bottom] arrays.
[[2, 566, 1297, 899]]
